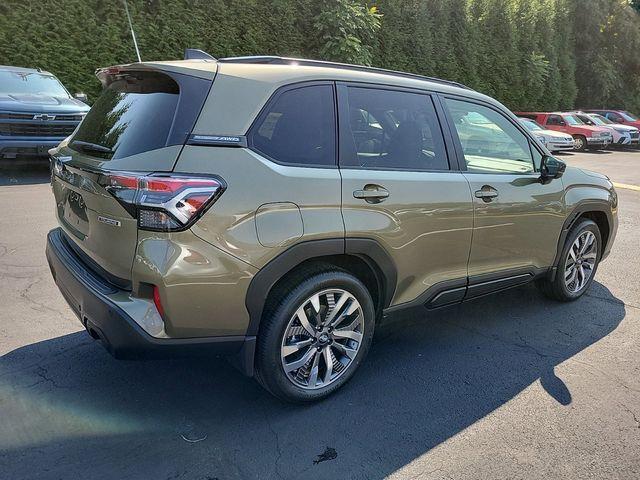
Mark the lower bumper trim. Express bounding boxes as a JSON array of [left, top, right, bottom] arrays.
[[46, 227, 252, 365]]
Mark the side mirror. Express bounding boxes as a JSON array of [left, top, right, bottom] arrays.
[[540, 155, 566, 183], [558, 121, 566, 126], [73, 92, 88, 104]]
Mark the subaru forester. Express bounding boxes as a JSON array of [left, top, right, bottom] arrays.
[[46, 52, 618, 402]]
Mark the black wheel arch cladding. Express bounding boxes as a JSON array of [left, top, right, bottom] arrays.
[[244, 238, 396, 336]]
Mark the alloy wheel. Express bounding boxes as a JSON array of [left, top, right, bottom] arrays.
[[564, 230, 597, 293], [280, 288, 364, 390]]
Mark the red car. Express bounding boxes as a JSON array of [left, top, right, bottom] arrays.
[[583, 109, 640, 130], [516, 112, 613, 151]]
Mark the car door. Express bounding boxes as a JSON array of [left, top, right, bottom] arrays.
[[337, 84, 474, 308], [441, 96, 565, 292]]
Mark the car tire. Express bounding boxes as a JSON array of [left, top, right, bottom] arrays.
[[537, 219, 601, 302], [254, 264, 375, 403], [573, 135, 587, 151]]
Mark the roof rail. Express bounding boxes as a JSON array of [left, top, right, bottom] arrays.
[[218, 56, 470, 90], [184, 49, 216, 61]]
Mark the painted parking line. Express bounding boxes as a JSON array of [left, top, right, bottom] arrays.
[[613, 182, 640, 192]]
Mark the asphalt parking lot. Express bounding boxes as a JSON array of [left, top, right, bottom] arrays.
[[1, 150, 639, 480]]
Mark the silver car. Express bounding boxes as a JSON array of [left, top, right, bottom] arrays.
[[518, 118, 575, 153], [574, 112, 640, 147]]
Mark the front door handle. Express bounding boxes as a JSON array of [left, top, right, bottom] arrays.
[[353, 185, 389, 203], [474, 186, 499, 202]]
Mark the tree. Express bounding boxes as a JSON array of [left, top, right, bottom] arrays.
[[312, 1, 382, 65], [0, 0, 639, 112]]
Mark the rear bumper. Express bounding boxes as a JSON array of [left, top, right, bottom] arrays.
[[0, 136, 64, 159], [46, 227, 255, 370]]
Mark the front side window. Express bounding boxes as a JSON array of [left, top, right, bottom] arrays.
[[445, 98, 534, 174], [340, 87, 448, 171], [250, 84, 336, 167]]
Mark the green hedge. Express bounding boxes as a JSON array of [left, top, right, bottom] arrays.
[[1, 0, 639, 112]]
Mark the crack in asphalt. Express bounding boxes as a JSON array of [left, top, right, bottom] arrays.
[[572, 359, 640, 394], [30, 365, 64, 389], [434, 289, 637, 365], [17, 276, 67, 316], [404, 467, 454, 480], [438, 319, 563, 361], [262, 407, 285, 480], [585, 292, 640, 310], [619, 403, 640, 429], [515, 334, 551, 358]]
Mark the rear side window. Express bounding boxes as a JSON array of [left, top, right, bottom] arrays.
[[339, 87, 448, 171], [250, 84, 336, 167], [71, 70, 209, 160]]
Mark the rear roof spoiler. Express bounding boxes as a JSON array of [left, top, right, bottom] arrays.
[[184, 49, 216, 61]]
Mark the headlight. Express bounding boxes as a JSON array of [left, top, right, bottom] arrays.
[[610, 187, 618, 209], [536, 135, 547, 145]]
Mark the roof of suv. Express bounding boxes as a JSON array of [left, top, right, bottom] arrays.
[[107, 55, 504, 135], [218, 56, 470, 89], [124, 56, 487, 100]]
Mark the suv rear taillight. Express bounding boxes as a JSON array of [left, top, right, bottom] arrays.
[[100, 173, 225, 231]]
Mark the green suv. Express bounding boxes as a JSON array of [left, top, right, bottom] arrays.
[[46, 53, 618, 402]]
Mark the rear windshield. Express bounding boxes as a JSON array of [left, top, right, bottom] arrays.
[[70, 71, 179, 160]]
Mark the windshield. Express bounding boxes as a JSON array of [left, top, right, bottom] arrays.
[[563, 115, 583, 126], [578, 114, 602, 126], [591, 114, 613, 125], [0, 71, 69, 97], [519, 118, 543, 131], [621, 111, 639, 121]]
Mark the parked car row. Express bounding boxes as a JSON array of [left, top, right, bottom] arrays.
[[516, 110, 640, 152]]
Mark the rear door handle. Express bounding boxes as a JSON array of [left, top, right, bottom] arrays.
[[474, 186, 499, 202], [353, 185, 389, 203]]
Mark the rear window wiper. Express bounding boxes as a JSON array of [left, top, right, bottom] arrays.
[[71, 140, 113, 154]]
